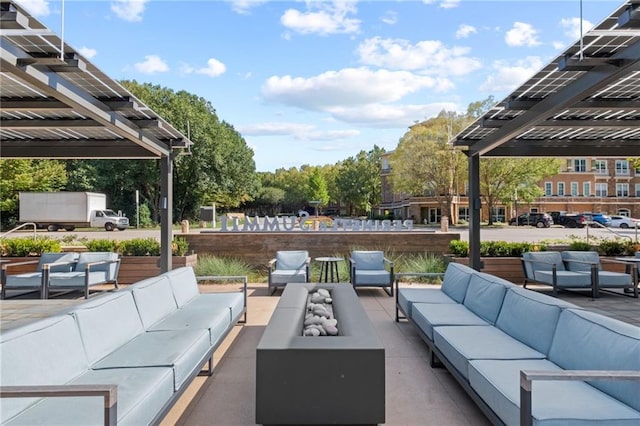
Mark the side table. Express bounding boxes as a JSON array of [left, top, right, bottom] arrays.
[[315, 257, 344, 282]]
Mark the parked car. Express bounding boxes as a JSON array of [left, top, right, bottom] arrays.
[[508, 212, 553, 228], [548, 211, 587, 228], [609, 215, 639, 229], [583, 213, 612, 227]]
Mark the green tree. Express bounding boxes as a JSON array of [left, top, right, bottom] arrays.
[[0, 160, 68, 229], [480, 158, 561, 225], [307, 168, 330, 214], [390, 111, 469, 223], [336, 146, 384, 216]]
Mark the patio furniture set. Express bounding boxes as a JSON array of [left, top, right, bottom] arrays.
[[1, 252, 120, 300], [396, 261, 640, 425], [267, 249, 394, 296], [0, 266, 247, 425]]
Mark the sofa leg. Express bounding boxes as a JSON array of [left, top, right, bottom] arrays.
[[429, 349, 442, 368], [383, 286, 393, 297]]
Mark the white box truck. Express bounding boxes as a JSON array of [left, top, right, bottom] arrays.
[[19, 192, 129, 231]]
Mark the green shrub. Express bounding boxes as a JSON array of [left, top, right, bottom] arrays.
[[449, 240, 468, 257], [0, 237, 62, 256], [596, 239, 627, 256], [172, 237, 189, 256], [195, 254, 257, 281], [448, 240, 546, 257], [118, 238, 160, 256], [568, 240, 593, 251], [85, 239, 118, 252]]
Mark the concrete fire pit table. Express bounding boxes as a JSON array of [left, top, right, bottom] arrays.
[[256, 283, 385, 425]]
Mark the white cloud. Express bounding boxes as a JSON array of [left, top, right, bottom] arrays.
[[195, 58, 226, 78], [479, 56, 543, 93], [440, 0, 460, 9], [262, 67, 450, 111], [281, 1, 361, 35], [505, 22, 540, 47], [16, 0, 49, 17], [455, 24, 477, 39], [78, 47, 97, 59], [134, 55, 169, 74], [559, 17, 594, 41], [111, 0, 148, 22], [357, 37, 482, 76], [226, 0, 268, 15], [237, 122, 359, 141], [381, 11, 398, 25], [328, 102, 460, 127]]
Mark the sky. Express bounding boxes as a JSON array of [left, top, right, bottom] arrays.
[[17, 0, 619, 172]]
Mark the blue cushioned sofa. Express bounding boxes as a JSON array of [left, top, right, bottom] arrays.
[[0, 266, 246, 425], [396, 262, 640, 425]]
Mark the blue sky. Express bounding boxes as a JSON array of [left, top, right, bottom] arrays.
[[18, 0, 618, 171]]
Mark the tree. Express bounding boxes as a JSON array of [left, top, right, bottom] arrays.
[[0, 160, 67, 229], [307, 168, 329, 214], [480, 158, 561, 225], [336, 146, 384, 216], [389, 111, 469, 223]]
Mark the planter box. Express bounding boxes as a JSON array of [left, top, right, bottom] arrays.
[[0, 254, 197, 286]]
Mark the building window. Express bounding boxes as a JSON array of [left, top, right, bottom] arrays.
[[491, 207, 506, 223], [616, 183, 629, 197], [544, 182, 552, 196], [573, 159, 587, 172], [594, 160, 607, 175], [583, 182, 591, 196], [570, 182, 578, 196], [595, 183, 608, 197], [615, 160, 629, 176], [636, 184, 640, 197], [618, 209, 630, 217], [458, 207, 469, 222], [557, 182, 565, 196]]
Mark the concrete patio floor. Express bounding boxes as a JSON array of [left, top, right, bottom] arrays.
[[1, 281, 638, 425]]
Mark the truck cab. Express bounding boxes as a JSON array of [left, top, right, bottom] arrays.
[[90, 210, 129, 231]]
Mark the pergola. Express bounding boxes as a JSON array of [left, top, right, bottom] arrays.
[[0, 1, 193, 271], [453, 0, 640, 270]]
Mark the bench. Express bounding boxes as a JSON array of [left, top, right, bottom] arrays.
[[0, 266, 246, 425], [397, 262, 640, 425]]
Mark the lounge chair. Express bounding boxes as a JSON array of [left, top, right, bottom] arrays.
[[349, 250, 394, 296], [561, 251, 637, 298], [267, 250, 310, 295], [521, 251, 596, 298], [46, 251, 120, 299], [1, 252, 79, 299]]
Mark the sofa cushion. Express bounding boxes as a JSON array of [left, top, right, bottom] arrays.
[[353, 270, 391, 286], [165, 267, 200, 308], [561, 251, 600, 272], [350, 251, 384, 270], [276, 250, 309, 270], [131, 274, 178, 329], [39, 252, 79, 272], [411, 303, 487, 341], [91, 328, 210, 391], [270, 269, 308, 284], [75, 252, 119, 280], [72, 291, 145, 364], [596, 271, 633, 286], [469, 358, 640, 426], [0, 315, 89, 422], [150, 303, 231, 346], [5, 367, 175, 426], [183, 292, 246, 325], [441, 262, 475, 303], [4, 273, 43, 289], [548, 309, 640, 412], [495, 287, 577, 355], [433, 326, 545, 380], [523, 251, 566, 276], [397, 288, 456, 319], [534, 270, 592, 287], [48, 271, 109, 288], [462, 273, 509, 325]]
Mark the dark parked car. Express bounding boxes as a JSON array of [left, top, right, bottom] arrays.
[[509, 212, 553, 228], [548, 211, 587, 228]]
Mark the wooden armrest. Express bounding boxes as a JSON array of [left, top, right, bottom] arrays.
[[520, 370, 640, 426], [0, 384, 118, 426], [84, 258, 120, 271], [267, 259, 276, 267], [1, 259, 40, 271], [42, 260, 78, 270]]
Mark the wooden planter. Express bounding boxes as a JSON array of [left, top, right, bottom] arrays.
[[450, 257, 524, 283], [0, 254, 198, 286]]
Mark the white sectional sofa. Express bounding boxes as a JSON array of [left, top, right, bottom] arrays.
[[396, 262, 640, 425], [0, 266, 246, 425]]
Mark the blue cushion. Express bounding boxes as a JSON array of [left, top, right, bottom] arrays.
[[523, 252, 566, 277], [91, 328, 211, 391], [462, 273, 509, 324], [276, 251, 309, 270], [534, 270, 592, 287], [75, 252, 119, 280], [353, 270, 391, 286], [150, 304, 231, 346], [4, 273, 43, 289], [434, 326, 545, 380], [440, 262, 475, 303], [184, 292, 246, 325], [495, 287, 577, 355], [38, 252, 79, 272], [165, 267, 200, 308], [597, 271, 632, 287], [411, 303, 487, 341], [270, 269, 308, 284], [350, 251, 384, 270], [47, 271, 109, 288], [469, 359, 640, 426], [397, 288, 456, 319], [548, 309, 640, 412], [131, 274, 178, 329]]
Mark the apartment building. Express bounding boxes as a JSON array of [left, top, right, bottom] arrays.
[[380, 154, 640, 224]]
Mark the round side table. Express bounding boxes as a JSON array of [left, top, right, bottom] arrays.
[[315, 257, 344, 283]]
